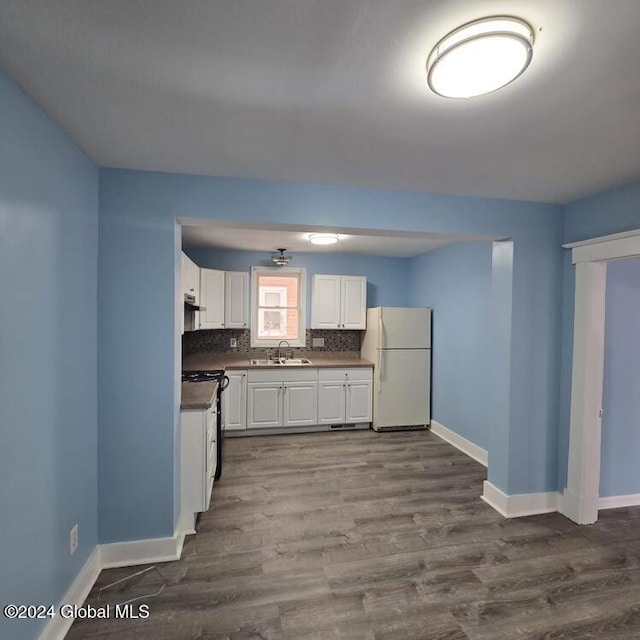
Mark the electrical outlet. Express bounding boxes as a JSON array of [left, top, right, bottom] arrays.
[[230, 338, 237, 348], [70, 524, 78, 555], [312, 338, 324, 348]]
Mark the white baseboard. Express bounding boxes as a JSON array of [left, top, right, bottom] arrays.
[[430, 420, 488, 467], [100, 530, 186, 569], [38, 527, 187, 639], [38, 548, 101, 640], [481, 481, 561, 518], [598, 493, 640, 510], [178, 510, 197, 536]]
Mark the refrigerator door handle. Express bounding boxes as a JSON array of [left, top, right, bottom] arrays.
[[377, 350, 384, 393], [378, 308, 384, 350]]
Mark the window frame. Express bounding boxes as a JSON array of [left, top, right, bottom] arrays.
[[250, 267, 306, 347]]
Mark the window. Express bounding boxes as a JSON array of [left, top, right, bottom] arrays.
[[251, 267, 306, 347]]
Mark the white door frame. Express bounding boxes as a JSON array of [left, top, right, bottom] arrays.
[[562, 229, 640, 524]]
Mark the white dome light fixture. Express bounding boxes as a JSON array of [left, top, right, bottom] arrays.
[[427, 16, 534, 99], [309, 233, 339, 246]]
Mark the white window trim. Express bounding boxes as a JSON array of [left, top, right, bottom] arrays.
[[250, 267, 306, 347]]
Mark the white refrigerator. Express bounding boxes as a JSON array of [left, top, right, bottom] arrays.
[[361, 307, 431, 431]]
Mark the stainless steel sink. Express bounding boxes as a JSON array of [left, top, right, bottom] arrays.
[[280, 358, 313, 366], [249, 358, 313, 366]]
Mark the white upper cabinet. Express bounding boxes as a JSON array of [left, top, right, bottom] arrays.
[[340, 276, 367, 329], [182, 252, 200, 302], [310, 275, 342, 329], [199, 268, 225, 329], [224, 271, 249, 329], [311, 275, 366, 330]]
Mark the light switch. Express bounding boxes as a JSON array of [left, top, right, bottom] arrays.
[[312, 337, 324, 348]]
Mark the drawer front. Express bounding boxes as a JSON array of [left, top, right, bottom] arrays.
[[248, 368, 318, 383], [318, 367, 373, 382]]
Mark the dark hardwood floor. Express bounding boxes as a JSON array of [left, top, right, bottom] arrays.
[[68, 430, 640, 639]]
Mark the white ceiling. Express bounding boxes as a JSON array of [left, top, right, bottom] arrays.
[[181, 221, 499, 257], [1, 1, 640, 203]]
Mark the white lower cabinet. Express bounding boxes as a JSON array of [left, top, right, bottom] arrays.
[[247, 382, 283, 428], [224, 370, 247, 431], [318, 382, 347, 424], [247, 369, 319, 430], [181, 399, 217, 530], [283, 382, 318, 426], [318, 368, 373, 425]]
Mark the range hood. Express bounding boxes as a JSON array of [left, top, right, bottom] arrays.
[[184, 293, 205, 311]]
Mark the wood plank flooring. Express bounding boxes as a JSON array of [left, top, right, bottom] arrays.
[[68, 430, 640, 639]]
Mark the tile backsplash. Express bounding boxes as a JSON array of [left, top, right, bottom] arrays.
[[183, 328, 362, 355]]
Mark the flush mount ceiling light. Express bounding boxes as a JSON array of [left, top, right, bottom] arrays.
[[271, 248, 292, 266], [427, 16, 534, 99], [309, 233, 339, 246]]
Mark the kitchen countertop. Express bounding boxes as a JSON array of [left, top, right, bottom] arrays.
[[182, 351, 374, 371], [181, 380, 218, 410], [181, 352, 373, 410]]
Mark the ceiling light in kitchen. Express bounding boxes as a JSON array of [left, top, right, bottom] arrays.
[[427, 16, 534, 99], [271, 248, 292, 266], [309, 234, 339, 246]]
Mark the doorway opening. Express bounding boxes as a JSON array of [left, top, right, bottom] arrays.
[[562, 229, 640, 524]]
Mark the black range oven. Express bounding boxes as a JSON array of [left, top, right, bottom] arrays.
[[181, 369, 230, 479]]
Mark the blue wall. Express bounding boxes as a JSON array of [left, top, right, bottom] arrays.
[[186, 247, 412, 320], [600, 258, 640, 497], [0, 72, 98, 639], [409, 243, 492, 450], [558, 182, 640, 489], [98, 168, 563, 542]]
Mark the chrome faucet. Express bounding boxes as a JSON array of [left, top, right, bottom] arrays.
[[277, 340, 291, 362]]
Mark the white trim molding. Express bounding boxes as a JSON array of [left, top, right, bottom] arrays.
[[482, 481, 561, 518], [38, 528, 187, 639], [100, 530, 186, 569], [429, 421, 488, 467], [38, 549, 101, 640], [564, 228, 640, 264], [562, 260, 607, 525], [598, 494, 640, 511], [561, 228, 640, 526]]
